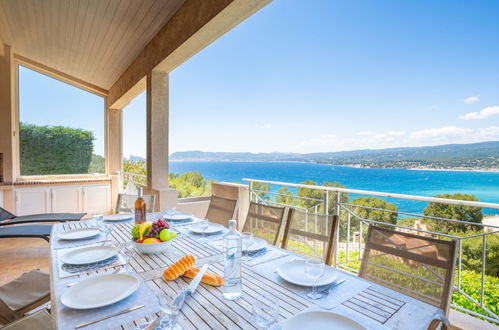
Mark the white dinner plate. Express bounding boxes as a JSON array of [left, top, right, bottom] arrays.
[[189, 223, 225, 234], [61, 246, 118, 265], [244, 237, 267, 252], [277, 259, 337, 287], [103, 213, 134, 221], [163, 214, 192, 221], [283, 311, 366, 330], [57, 228, 100, 240], [60, 274, 140, 309]]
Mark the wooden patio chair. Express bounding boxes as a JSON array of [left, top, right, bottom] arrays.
[[2, 309, 51, 330], [281, 208, 339, 265], [359, 225, 457, 325], [204, 195, 238, 226], [242, 201, 287, 246], [115, 193, 156, 214], [0, 270, 50, 325]]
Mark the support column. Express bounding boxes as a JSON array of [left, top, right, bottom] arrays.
[[0, 44, 18, 211], [106, 107, 123, 176], [106, 105, 123, 212], [146, 70, 177, 211]]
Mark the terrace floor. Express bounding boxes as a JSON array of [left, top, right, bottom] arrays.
[[0, 237, 49, 286]]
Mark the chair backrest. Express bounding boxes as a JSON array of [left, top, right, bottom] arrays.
[[281, 208, 339, 265], [242, 201, 287, 246], [205, 195, 238, 226], [359, 225, 457, 315], [115, 193, 156, 214]]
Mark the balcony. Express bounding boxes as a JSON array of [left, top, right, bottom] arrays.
[[115, 173, 499, 328], [0, 0, 498, 329]]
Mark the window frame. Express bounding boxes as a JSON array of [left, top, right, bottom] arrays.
[[15, 60, 108, 180]]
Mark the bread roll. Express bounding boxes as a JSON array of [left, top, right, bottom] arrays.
[[183, 267, 224, 287], [163, 255, 196, 280]]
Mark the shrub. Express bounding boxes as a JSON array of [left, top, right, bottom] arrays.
[[423, 194, 483, 233], [453, 270, 499, 320], [448, 230, 499, 277], [20, 122, 94, 175]]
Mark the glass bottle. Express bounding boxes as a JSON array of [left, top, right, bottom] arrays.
[[222, 219, 242, 300], [134, 187, 147, 224]]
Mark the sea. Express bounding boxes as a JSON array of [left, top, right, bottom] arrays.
[[169, 161, 499, 216]]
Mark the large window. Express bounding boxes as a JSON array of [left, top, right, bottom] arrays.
[[18, 65, 105, 176]]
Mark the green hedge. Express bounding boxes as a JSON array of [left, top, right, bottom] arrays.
[[20, 123, 94, 175]]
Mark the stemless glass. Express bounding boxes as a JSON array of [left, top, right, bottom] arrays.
[[100, 223, 111, 244], [241, 232, 254, 262], [198, 218, 209, 242], [92, 213, 103, 227], [252, 294, 279, 330], [166, 207, 176, 219], [157, 291, 182, 330], [119, 241, 134, 273], [305, 259, 325, 299]]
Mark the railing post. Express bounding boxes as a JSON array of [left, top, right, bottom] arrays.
[[458, 239, 462, 290], [333, 192, 341, 267], [325, 190, 329, 215], [359, 221, 363, 258], [305, 210, 308, 232], [346, 212, 351, 261], [481, 235, 486, 306], [249, 181, 253, 202], [335, 191, 340, 216], [314, 204, 318, 233]]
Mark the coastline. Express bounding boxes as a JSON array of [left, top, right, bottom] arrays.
[[169, 160, 499, 173], [406, 167, 499, 173]]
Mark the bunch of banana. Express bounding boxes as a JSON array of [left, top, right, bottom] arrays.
[[138, 221, 152, 241]]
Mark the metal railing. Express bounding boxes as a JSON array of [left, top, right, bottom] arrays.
[[243, 178, 499, 324], [121, 171, 147, 190]]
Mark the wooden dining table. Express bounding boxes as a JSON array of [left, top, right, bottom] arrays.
[[48, 212, 444, 330]]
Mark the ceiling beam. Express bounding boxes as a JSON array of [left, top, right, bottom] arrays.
[[15, 54, 108, 97], [108, 0, 271, 109]]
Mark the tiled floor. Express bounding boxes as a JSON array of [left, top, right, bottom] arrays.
[[0, 237, 50, 286]]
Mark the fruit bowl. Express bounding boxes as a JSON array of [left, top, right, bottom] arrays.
[[131, 219, 177, 254], [133, 239, 173, 254]]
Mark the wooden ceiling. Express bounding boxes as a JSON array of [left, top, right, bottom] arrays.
[[0, 0, 185, 90]]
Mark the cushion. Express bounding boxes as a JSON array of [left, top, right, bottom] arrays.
[[11, 213, 85, 223], [0, 270, 50, 312]]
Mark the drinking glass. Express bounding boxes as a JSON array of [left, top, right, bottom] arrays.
[[305, 259, 324, 299], [92, 213, 103, 227], [119, 241, 134, 273], [198, 219, 209, 242], [252, 294, 279, 330], [166, 207, 176, 219], [100, 223, 111, 244], [241, 232, 254, 262], [157, 291, 182, 330]]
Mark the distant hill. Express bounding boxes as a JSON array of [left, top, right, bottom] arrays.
[[128, 155, 146, 162], [170, 141, 499, 170]]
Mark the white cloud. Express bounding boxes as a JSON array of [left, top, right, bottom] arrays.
[[295, 126, 499, 153], [254, 123, 272, 129], [464, 95, 480, 104], [356, 131, 372, 136], [410, 126, 472, 139], [373, 131, 406, 139], [460, 106, 499, 120]]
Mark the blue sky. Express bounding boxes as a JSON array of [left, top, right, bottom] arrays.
[[20, 0, 499, 158]]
